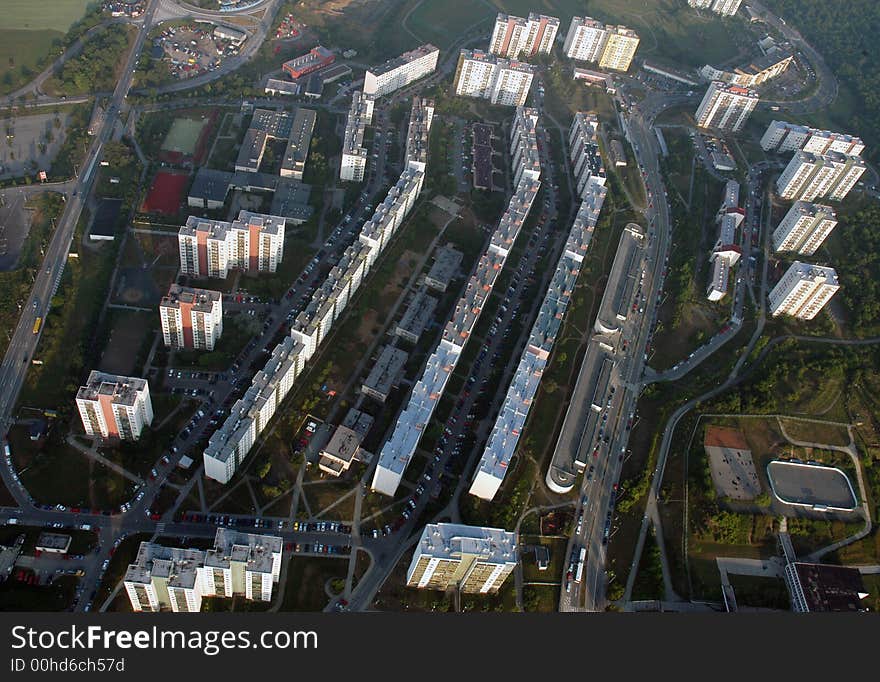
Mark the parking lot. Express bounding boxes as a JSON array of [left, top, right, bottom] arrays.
[[152, 24, 245, 81]]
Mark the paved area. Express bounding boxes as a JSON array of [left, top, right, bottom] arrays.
[[767, 460, 857, 511]]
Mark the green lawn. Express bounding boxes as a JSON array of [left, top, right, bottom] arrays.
[[0, 29, 63, 96], [406, 0, 495, 48], [281, 557, 348, 611], [3, 0, 93, 32]]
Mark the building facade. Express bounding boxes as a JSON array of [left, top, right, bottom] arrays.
[[569, 112, 606, 199], [340, 90, 375, 182], [694, 81, 758, 132], [453, 50, 535, 106], [776, 151, 866, 202], [772, 201, 838, 255], [76, 372, 153, 441], [159, 285, 223, 351], [489, 13, 559, 58], [768, 261, 839, 320], [562, 18, 639, 71], [761, 120, 865, 156], [406, 523, 517, 593], [599, 26, 640, 71]]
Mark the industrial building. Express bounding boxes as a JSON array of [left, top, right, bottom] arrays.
[[123, 529, 282, 612], [768, 261, 840, 320], [76, 372, 153, 441], [406, 523, 517, 593], [364, 44, 439, 97], [695, 81, 759, 132], [772, 201, 838, 255], [489, 13, 560, 59], [563, 17, 640, 71], [159, 285, 223, 351], [453, 50, 535, 107], [318, 408, 374, 477], [178, 211, 287, 279], [282, 45, 335, 79], [470, 184, 607, 500], [776, 151, 866, 202], [362, 345, 409, 403]]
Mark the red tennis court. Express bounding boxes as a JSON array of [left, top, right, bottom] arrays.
[[141, 171, 189, 216]]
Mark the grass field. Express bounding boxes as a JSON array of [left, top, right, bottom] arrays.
[[3, 0, 93, 32], [406, 0, 495, 48], [162, 117, 208, 156]]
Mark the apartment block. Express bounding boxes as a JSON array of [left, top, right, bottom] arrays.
[[470, 185, 606, 501], [159, 284, 223, 351], [772, 201, 838, 255], [510, 106, 541, 186], [406, 523, 517, 593], [76, 372, 153, 441], [489, 13, 559, 59], [340, 91, 376, 182], [689, 0, 742, 14], [364, 44, 439, 97], [695, 81, 758, 132], [362, 345, 408, 403], [776, 151, 866, 202], [453, 50, 535, 107], [318, 408, 374, 477], [700, 48, 793, 88], [599, 26, 640, 71], [178, 211, 286, 279], [563, 16, 609, 63], [372, 174, 539, 497], [405, 97, 435, 173], [124, 530, 282, 612], [569, 112, 606, 199], [760, 120, 865, 156], [205, 157, 427, 483], [768, 261, 839, 320]]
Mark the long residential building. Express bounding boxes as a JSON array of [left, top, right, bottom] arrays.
[[178, 211, 286, 279], [123, 529, 282, 612], [470, 182, 607, 500], [563, 17, 640, 71], [405, 97, 434, 172], [510, 106, 541, 186], [775, 150, 866, 202], [406, 523, 517, 593], [489, 13, 559, 59], [340, 90, 376, 182], [76, 372, 153, 441], [569, 111, 606, 199], [453, 50, 535, 107], [159, 284, 223, 351], [772, 201, 838, 255], [700, 48, 793, 88], [760, 120, 865, 156], [689, 0, 743, 15], [204, 116, 430, 483], [707, 180, 743, 302], [372, 117, 541, 496], [694, 81, 758, 132], [363, 44, 439, 97], [768, 261, 839, 320]]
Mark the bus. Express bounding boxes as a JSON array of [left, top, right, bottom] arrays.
[[574, 547, 586, 583], [32, 317, 42, 335]]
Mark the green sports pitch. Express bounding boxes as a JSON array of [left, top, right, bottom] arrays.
[[161, 117, 209, 156]]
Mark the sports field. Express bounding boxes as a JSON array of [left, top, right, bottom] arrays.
[[141, 171, 189, 216], [161, 117, 208, 156]]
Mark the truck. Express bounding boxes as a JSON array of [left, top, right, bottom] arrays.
[[574, 547, 587, 583]]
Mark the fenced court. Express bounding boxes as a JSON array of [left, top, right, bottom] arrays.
[[159, 111, 217, 165], [141, 170, 189, 216]]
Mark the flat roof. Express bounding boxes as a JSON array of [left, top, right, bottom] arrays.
[[425, 245, 463, 289], [369, 44, 439, 78], [35, 532, 71, 551], [790, 562, 868, 612], [363, 345, 408, 397], [396, 290, 438, 341], [414, 523, 517, 565], [77, 371, 148, 407]]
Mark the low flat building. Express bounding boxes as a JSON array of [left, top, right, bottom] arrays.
[[318, 408, 374, 477], [35, 533, 71, 554], [406, 523, 517, 593], [784, 562, 869, 612], [362, 345, 408, 403], [282, 46, 334, 79], [234, 108, 316, 180], [425, 246, 463, 292], [264, 78, 300, 96], [395, 290, 438, 344]]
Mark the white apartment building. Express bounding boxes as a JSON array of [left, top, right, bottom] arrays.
[[776, 151, 866, 202], [406, 523, 517, 593], [563, 16, 610, 63], [404, 97, 435, 173], [772, 201, 838, 255], [768, 261, 840, 320], [511, 106, 541, 186], [340, 90, 376, 182], [453, 50, 535, 107], [695, 81, 758, 132], [569, 112, 606, 199], [599, 26, 640, 71], [363, 44, 439, 97], [489, 13, 559, 59], [76, 372, 153, 441], [761, 120, 865, 156], [124, 530, 282, 612], [159, 284, 223, 351], [178, 211, 286, 279], [689, 0, 742, 14]]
